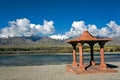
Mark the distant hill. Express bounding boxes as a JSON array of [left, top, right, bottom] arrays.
[[0, 36, 119, 47], [0, 37, 32, 46], [107, 37, 120, 45], [0, 36, 70, 47]]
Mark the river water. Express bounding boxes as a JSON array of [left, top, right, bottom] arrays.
[[0, 53, 119, 67]]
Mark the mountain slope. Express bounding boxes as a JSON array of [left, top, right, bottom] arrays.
[[0, 36, 119, 47], [0, 36, 70, 47], [107, 37, 120, 45]]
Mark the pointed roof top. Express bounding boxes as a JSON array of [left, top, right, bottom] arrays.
[[78, 30, 97, 40], [66, 30, 112, 43]]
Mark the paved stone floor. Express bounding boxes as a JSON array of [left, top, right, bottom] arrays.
[[0, 62, 119, 80]]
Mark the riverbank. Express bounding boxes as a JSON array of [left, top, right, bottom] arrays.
[[0, 62, 119, 80], [0, 45, 120, 55], [0, 51, 120, 56]]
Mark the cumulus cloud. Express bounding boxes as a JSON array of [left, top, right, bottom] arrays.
[[107, 21, 120, 37], [0, 18, 55, 38], [49, 34, 69, 40], [50, 21, 86, 40], [1, 19, 120, 40], [50, 20, 120, 40]]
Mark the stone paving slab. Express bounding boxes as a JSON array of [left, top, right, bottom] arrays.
[[0, 62, 119, 80]]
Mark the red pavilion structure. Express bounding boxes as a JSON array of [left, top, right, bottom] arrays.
[[66, 30, 117, 74]]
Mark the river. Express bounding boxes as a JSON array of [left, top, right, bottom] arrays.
[[0, 53, 119, 67]]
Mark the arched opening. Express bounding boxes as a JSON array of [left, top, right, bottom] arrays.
[[94, 43, 100, 64], [83, 43, 90, 65]]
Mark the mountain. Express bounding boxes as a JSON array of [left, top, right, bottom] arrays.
[[107, 37, 120, 45], [0, 36, 119, 47], [0, 37, 32, 46], [0, 36, 70, 47]]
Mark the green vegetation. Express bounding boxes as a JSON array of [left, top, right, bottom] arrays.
[[0, 45, 120, 55], [84, 45, 120, 52], [0, 46, 71, 55]]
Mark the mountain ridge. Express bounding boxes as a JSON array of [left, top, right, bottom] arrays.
[[0, 36, 120, 47], [0, 36, 70, 47]]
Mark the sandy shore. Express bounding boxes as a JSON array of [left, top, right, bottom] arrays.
[[0, 62, 119, 80]]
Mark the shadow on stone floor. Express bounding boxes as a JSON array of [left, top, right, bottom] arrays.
[[106, 64, 119, 68]]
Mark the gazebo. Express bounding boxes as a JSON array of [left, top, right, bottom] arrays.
[[66, 30, 117, 74]]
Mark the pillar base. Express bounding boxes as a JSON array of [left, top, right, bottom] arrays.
[[72, 62, 77, 67], [79, 65, 85, 71], [100, 63, 107, 70], [66, 64, 117, 74], [90, 61, 96, 66]]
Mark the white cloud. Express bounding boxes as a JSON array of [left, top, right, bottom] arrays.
[[107, 21, 120, 37], [50, 20, 120, 40], [42, 20, 55, 34], [87, 24, 99, 36], [71, 21, 86, 31], [50, 21, 87, 40], [1, 19, 120, 40], [0, 18, 55, 38], [50, 34, 69, 40]]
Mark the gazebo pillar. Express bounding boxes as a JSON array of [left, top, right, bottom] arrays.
[[72, 43, 77, 66], [89, 43, 95, 66], [99, 42, 107, 70], [78, 43, 85, 70]]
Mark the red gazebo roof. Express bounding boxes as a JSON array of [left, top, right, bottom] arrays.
[[66, 30, 112, 43]]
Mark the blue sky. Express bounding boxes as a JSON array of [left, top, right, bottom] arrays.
[[0, 0, 120, 39]]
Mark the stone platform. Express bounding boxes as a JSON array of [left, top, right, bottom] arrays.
[[66, 64, 118, 74], [0, 62, 119, 80]]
